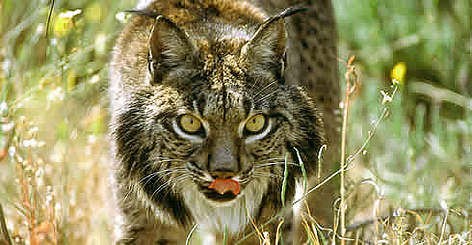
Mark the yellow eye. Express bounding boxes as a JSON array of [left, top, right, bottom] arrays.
[[245, 114, 266, 133], [179, 114, 202, 133]]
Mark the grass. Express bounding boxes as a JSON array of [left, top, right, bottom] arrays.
[[0, 0, 471, 244]]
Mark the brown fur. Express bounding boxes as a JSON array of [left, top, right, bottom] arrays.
[[109, 0, 328, 244]]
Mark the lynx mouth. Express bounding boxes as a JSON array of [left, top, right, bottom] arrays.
[[198, 179, 241, 202], [200, 187, 239, 202]]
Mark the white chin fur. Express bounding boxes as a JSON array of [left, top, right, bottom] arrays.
[[181, 179, 268, 234], [204, 193, 242, 208]]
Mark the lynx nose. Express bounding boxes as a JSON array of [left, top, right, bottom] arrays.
[[208, 132, 240, 175]]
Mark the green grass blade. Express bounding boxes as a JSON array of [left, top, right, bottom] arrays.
[[223, 225, 227, 245], [281, 152, 289, 207], [294, 147, 307, 194], [185, 224, 198, 245]]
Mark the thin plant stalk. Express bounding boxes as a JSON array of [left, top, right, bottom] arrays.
[[438, 207, 449, 244], [317, 144, 327, 179], [0, 203, 12, 245], [223, 225, 227, 245], [185, 224, 198, 245], [281, 152, 289, 207], [339, 56, 357, 244], [246, 206, 264, 244], [294, 148, 308, 194], [275, 218, 284, 245]]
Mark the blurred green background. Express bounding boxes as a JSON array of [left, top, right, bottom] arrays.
[[0, 0, 470, 244]]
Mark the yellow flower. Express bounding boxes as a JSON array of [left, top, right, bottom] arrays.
[[54, 9, 82, 37], [391, 62, 407, 85]]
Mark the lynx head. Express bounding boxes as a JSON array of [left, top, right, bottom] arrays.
[[111, 6, 324, 220]]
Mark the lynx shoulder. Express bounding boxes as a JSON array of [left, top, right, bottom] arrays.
[[109, 0, 326, 244]]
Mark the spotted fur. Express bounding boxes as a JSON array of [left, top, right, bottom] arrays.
[[109, 0, 325, 244]]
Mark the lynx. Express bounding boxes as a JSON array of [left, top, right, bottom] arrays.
[[109, 0, 337, 244]]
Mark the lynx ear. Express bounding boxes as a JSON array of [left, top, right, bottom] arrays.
[[148, 16, 196, 84], [241, 7, 307, 80], [241, 18, 287, 79]]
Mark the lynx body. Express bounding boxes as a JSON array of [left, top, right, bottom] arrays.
[[109, 0, 325, 243]]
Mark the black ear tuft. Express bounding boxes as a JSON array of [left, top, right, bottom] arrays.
[[148, 16, 196, 84], [241, 18, 286, 79], [241, 6, 307, 81]]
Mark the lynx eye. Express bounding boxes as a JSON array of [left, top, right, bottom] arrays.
[[245, 114, 266, 133], [179, 114, 202, 134]]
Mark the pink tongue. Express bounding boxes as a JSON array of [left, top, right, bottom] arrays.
[[208, 179, 240, 195]]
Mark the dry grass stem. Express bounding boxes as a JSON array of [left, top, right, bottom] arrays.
[[246, 206, 265, 244], [274, 218, 284, 245], [0, 203, 13, 245], [339, 55, 358, 244]]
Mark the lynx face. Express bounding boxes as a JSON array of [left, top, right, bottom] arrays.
[[110, 0, 325, 235]]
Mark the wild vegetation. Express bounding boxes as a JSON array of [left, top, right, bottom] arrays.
[[0, 0, 470, 244]]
